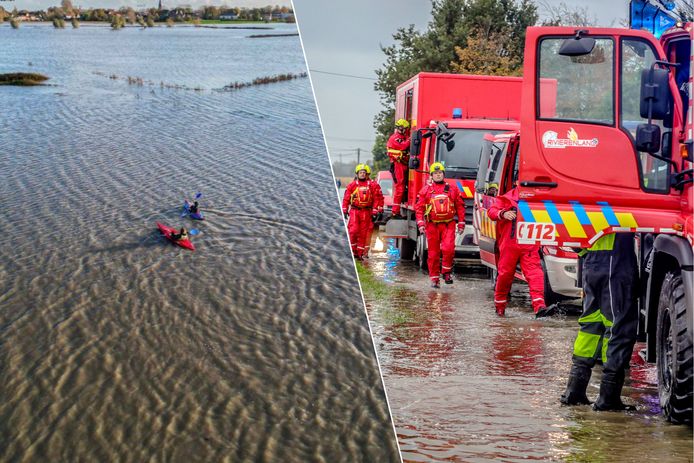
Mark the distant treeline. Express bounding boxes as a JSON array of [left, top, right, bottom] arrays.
[[0, 2, 294, 24]]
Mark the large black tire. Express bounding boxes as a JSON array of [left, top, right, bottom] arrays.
[[398, 237, 415, 261], [656, 271, 693, 424]]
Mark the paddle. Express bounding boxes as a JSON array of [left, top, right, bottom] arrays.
[[188, 229, 199, 236]]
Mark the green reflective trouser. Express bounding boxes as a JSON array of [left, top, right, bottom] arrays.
[[572, 252, 638, 374]]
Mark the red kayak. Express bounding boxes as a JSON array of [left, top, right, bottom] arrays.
[[157, 222, 195, 251]]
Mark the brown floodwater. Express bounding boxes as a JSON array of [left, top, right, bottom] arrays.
[[365, 236, 693, 462], [0, 25, 399, 462]]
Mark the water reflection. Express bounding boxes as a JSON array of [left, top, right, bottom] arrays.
[[364, 236, 693, 462]]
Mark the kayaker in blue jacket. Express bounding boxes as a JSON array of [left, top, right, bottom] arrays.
[[189, 201, 199, 214]]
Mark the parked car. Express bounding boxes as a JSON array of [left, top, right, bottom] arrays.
[[375, 170, 393, 225]]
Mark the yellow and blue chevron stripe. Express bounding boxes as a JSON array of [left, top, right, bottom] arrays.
[[517, 200, 639, 244]]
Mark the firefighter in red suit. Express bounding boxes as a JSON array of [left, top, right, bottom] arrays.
[[362, 166, 379, 258], [387, 118, 411, 217], [487, 187, 553, 318], [342, 164, 384, 260], [415, 163, 465, 288]]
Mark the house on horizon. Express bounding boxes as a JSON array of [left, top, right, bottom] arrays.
[[17, 11, 41, 21]]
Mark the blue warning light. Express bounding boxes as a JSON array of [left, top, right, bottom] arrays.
[[630, 0, 678, 38], [452, 108, 463, 119]]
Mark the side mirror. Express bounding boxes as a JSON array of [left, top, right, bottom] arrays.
[[640, 67, 671, 121], [435, 121, 455, 151], [410, 130, 422, 156], [635, 123, 661, 153], [409, 156, 420, 169], [558, 36, 596, 56]]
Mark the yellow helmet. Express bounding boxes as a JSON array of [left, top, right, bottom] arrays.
[[429, 162, 445, 174], [395, 118, 410, 129], [355, 164, 371, 175]]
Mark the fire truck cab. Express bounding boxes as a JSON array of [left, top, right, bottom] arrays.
[[517, 25, 693, 423], [386, 73, 525, 268]]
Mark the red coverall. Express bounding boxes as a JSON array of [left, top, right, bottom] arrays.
[[487, 188, 545, 314], [415, 182, 465, 281], [387, 130, 410, 216], [342, 179, 384, 258]]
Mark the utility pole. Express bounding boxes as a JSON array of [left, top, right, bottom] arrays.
[[357, 147, 360, 165]]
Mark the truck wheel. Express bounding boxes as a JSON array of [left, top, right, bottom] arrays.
[[490, 268, 497, 289], [398, 238, 415, 261], [416, 233, 428, 272], [656, 271, 693, 424]]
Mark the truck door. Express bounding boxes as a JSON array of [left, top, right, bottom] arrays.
[[518, 27, 685, 246], [474, 135, 513, 265]]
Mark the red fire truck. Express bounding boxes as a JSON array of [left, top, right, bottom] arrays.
[[514, 24, 692, 423], [385, 73, 526, 268]]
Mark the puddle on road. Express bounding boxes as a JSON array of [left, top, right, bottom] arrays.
[[362, 238, 693, 462]]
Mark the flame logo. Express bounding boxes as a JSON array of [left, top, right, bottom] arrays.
[[567, 127, 579, 142]]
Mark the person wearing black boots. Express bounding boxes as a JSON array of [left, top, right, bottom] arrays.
[[560, 232, 638, 411]]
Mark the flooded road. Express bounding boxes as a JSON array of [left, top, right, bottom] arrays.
[[364, 236, 693, 462], [0, 24, 398, 461]]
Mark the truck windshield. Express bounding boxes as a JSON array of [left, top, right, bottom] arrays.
[[621, 38, 669, 193], [437, 129, 504, 179], [378, 178, 393, 196]]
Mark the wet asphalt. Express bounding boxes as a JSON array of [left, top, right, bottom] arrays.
[[362, 236, 693, 463]]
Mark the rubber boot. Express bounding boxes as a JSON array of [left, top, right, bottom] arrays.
[[593, 371, 636, 411], [431, 278, 440, 289], [560, 364, 592, 405], [495, 305, 505, 317], [535, 304, 558, 319], [443, 273, 453, 285]]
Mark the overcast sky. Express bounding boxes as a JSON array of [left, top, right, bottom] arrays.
[[293, 0, 626, 165], [13, 0, 290, 9]]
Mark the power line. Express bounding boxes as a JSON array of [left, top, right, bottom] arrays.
[[326, 135, 376, 142], [329, 148, 374, 154], [309, 69, 377, 81]]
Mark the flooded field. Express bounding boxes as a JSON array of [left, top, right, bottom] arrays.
[[0, 24, 398, 461]]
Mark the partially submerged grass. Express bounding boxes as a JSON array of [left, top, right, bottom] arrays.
[[93, 70, 205, 92], [356, 262, 422, 326], [219, 72, 308, 91], [248, 33, 299, 38], [356, 262, 396, 300], [92, 70, 307, 94], [0, 73, 49, 86]]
